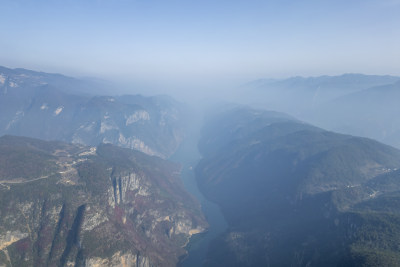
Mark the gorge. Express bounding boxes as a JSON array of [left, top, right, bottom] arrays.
[[2, 66, 400, 266]]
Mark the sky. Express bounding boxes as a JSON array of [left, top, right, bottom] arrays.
[[0, 0, 399, 87]]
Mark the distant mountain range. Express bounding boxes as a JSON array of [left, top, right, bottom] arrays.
[[0, 66, 113, 96], [0, 66, 185, 158], [0, 135, 206, 266], [243, 73, 400, 150], [196, 106, 400, 266], [246, 73, 400, 112], [306, 81, 400, 148]]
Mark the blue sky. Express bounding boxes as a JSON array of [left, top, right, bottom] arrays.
[[1, 0, 399, 84]]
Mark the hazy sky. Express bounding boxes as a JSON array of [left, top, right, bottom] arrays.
[[1, 0, 399, 85]]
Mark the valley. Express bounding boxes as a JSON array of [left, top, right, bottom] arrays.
[[1, 0, 399, 265], [170, 111, 228, 267], [2, 66, 400, 266]]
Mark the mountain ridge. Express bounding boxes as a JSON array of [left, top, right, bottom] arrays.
[[0, 66, 186, 158], [195, 106, 400, 266]]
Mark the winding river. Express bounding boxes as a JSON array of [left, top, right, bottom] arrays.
[[171, 119, 228, 267]]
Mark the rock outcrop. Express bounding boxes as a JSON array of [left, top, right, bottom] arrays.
[[0, 66, 186, 159], [0, 135, 206, 267]]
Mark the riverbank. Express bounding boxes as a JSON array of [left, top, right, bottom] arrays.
[[171, 116, 228, 267]]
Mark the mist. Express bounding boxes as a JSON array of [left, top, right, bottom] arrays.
[[2, 0, 400, 266]]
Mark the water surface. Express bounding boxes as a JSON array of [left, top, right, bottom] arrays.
[[171, 119, 228, 267]]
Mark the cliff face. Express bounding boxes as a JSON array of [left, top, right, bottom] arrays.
[[0, 136, 207, 267], [0, 66, 185, 159]]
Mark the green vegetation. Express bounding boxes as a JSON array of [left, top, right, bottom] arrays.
[[0, 136, 59, 180], [196, 107, 400, 266]]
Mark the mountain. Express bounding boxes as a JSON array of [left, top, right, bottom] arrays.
[[242, 74, 400, 116], [0, 66, 185, 158], [0, 135, 207, 267], [242, 73, 400, 150], [305, 81, 400, 149], [0, 66, 113, 96], [195, 106, 400, 266]]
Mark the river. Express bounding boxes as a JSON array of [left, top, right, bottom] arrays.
[[171, 118, 228, 267]]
